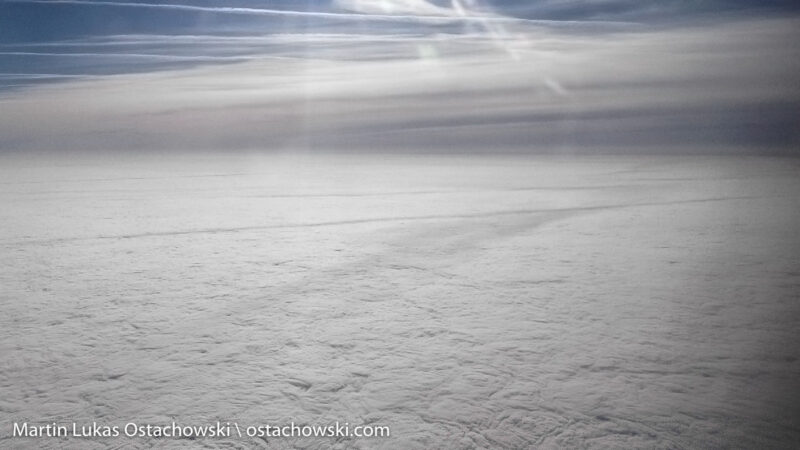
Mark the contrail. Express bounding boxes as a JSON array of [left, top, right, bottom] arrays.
[[0, 51, 256, 61], [5, 0, 479, 22], [5, 0, 636, 26], [0, 32, 516, 49]]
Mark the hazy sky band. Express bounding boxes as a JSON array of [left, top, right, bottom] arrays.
[[0, 0, 798, 154]]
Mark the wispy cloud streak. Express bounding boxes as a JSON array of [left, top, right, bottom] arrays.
[[5, 0, 627, 25], [0, 51, 256, 61]]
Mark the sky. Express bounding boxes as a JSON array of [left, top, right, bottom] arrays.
[[0, 0, 798, 154]]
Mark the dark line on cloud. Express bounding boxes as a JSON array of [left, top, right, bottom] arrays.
[[0, 195, 768, 247], [1, 184, 646, 198], [0, 172, 251, 185]]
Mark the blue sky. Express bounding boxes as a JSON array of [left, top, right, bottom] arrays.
[[0, 0, 798, 153]]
